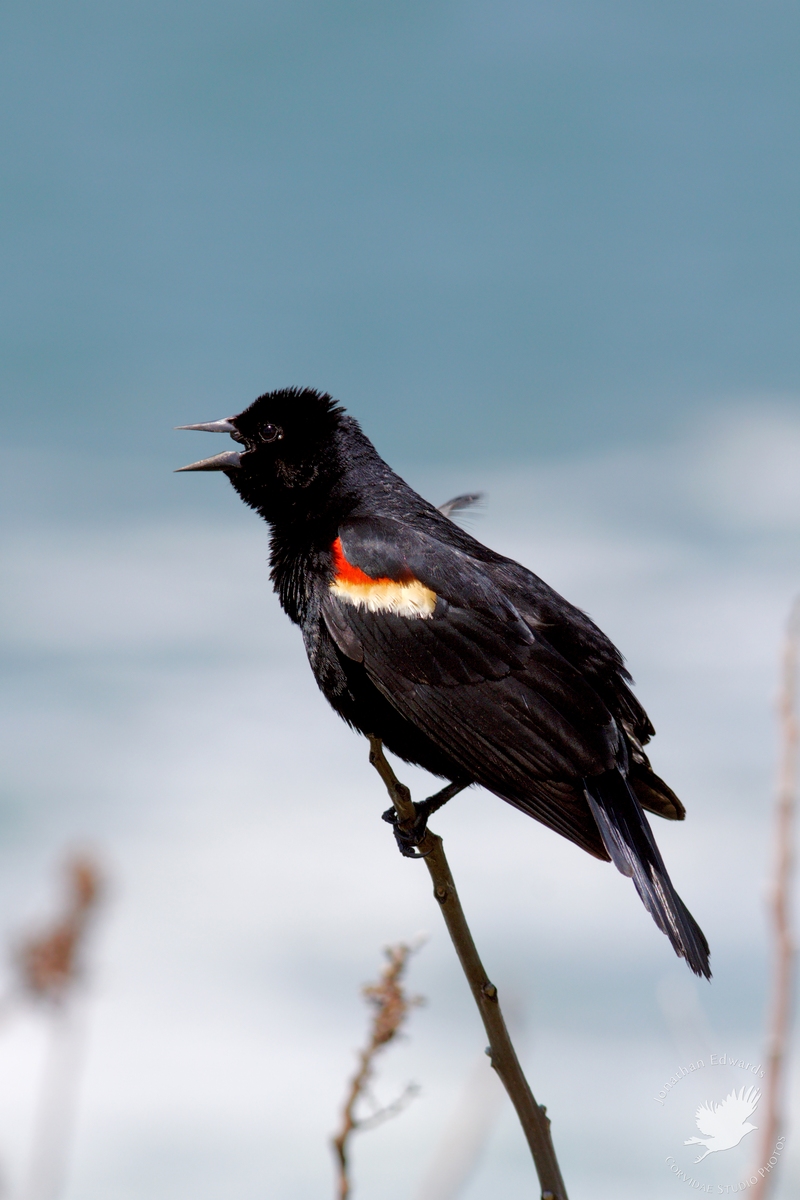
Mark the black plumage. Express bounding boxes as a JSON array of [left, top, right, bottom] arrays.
[[176, 386, 710, 977]]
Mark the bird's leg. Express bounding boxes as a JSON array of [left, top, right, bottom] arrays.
[[415, 780, 468, 825], [382, 780, 468, 857]]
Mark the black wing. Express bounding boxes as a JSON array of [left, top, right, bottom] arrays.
[[323, 516, 621, 856], [323, 516, 709, 975]]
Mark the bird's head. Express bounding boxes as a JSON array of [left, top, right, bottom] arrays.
[[176, 386, 352, 521]]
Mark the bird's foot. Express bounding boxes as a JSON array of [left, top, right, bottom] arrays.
[[381, 805, 432, 857], [381, 781, 468, 858]]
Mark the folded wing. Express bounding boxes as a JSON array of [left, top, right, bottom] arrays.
[[324, 517, 621, 857]]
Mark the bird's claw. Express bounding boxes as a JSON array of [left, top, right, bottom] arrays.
[[381, 781, 468, 858], [381, 805, 433, 858]]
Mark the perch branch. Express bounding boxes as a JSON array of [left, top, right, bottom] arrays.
[[752, 597, 800, 1198], [368, 736, 568, 1200]]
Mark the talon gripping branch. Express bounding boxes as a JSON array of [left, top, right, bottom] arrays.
[[177, 387, 710, 978]]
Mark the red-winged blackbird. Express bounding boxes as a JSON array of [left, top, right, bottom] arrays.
[[177, 387, 710, 977]]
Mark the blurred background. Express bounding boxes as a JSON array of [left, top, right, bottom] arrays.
[[1, 1, 799, 1196]]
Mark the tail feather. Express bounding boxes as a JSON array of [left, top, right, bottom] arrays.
[[584, 769, 711, 978], [628, 762, 686, 821]]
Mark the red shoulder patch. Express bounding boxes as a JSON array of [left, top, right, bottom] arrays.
[[331, 536, 394, 585]]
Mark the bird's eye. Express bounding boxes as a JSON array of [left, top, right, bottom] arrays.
[[260, 423, 283, 443]]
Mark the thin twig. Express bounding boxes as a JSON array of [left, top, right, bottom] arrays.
[[356, 1082, 421, 1132], [752, 597, 800, 1198], [368, 737, 568, 1200], [332, 942, 423, 1200]]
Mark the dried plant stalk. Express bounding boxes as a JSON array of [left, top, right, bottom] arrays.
[[369, 737, 568, 1200], [17, 855, 102, 1004], [332, 942, 422, 1200], [752, 598, 800, 1198], [17, 854, 103, 1200]]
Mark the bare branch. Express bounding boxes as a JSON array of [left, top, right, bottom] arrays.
[[368, 736, 568, 1200], [752, 597, 800, 1198], [331, 941, 423, 1200]]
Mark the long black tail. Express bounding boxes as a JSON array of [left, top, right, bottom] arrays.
[[584, 769, 711, 978]]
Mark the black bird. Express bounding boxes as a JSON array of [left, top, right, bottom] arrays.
[[177, 387, 710, 978]]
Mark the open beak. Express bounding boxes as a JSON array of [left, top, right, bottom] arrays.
[[175, 449, 242, 472], [175, 417, 243, 472], [175, 419, 238, 433]]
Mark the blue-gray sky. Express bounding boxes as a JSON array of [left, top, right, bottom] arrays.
[[2, 0, 798, 469]]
